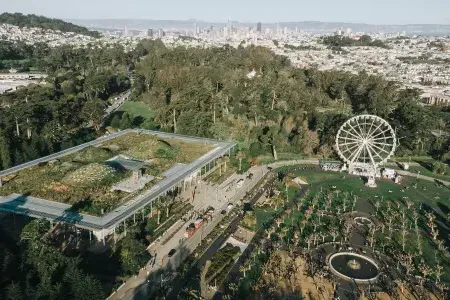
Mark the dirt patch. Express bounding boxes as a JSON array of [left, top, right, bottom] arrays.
[[253, 250, 334, 299], [49, 182, 70, 193]]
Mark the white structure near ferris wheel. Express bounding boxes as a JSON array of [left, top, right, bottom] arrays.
[[335, 115, 397, 187]]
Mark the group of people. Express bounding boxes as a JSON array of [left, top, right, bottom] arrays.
[[320, 162, 342, 172]]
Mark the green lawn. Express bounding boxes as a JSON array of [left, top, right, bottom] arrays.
[[390, 156, 433, 162], [389, 157, 450, 182], [254, 208, 278, 230], [118, 101, 154, 120], [238, 166, 450, 290], [406, 165, 450, 182], [283, 167, 450, 209]]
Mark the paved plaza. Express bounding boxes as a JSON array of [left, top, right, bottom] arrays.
[[110, 166, 268, 300]]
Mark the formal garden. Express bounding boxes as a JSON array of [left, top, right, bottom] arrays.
[[219, 165, 450, 300], [204, 243, 241, 286]]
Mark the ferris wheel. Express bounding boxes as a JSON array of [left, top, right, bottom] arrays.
[[335, 115, 396, 169]]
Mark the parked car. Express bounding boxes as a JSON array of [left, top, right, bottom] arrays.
[[236, 179, 244, 189], [168, 249, 176, 257]]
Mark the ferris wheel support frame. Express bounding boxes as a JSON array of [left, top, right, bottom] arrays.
[[335, 115, 397, 187]]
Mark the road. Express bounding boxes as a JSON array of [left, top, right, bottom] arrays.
[[104, 90, 131, 119], [167, 172, 276, 300], [110, 166, 269, 300]]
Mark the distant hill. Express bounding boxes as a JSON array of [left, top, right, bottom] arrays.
[[0, 12, 100, 37]]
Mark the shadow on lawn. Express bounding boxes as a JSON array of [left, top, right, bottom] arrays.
[[415, 160, 433, 171], [422, 202, 450, 249]]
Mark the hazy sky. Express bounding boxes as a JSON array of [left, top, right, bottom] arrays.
[[1, 0, 450, 24]]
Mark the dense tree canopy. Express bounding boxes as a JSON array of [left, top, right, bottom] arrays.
[[0, 220, 105, 300], [321, 34, 389, 49], [128, 42, 448, 161], [1, 38, 449, 169], [0, 42, 132, 170]]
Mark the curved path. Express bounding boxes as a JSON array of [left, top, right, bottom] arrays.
[[266, 159, 449, 186]]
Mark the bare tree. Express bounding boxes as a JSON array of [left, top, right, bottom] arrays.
[[318, 210, 325, 223], [368, 235, 376, 249], [436, 282, 448, 300], [401, 226, 408, 251], [394, 279, 406, 294], [418, 259, 433, 287], [350, 196, 357, 212], [267, 227, 275, 239], [320, 232, 327, 243], [417, 233, 423, 255], [426, 211, 440, 240], [330, 227, 339, 242], [436, 239, 447, 252], [374, 200, 381, 215], [412, 209, 420, 229], [300, 219, 307, 234], [401, 253, 415, 276], [386, 214, 394, 240], [306, 236, 313, 250], [344, 222, 352, 242], [275, 218, 282, 228], [386, 201, 392, 214], [405, 200, 414, 210], [435, 264, 443, 284], [431, 227, 440, 241], [296, 199, 302, 211]]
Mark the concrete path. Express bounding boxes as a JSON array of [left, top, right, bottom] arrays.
[[397, 170, 450, 186]]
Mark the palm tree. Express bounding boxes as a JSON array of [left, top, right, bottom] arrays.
[[165, 201, 172, 218], [239, 264, 248, 277], [401, 227, 408, 251], [330, 227, 339, 242], [236, 151, 246, 172], [217, 157, 224, 176], [282, 175, 293, 202], [223, 156, 230, 173]]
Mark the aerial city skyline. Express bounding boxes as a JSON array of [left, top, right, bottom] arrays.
[[0, 3, 450, 300], [1, 0, 450, 24]]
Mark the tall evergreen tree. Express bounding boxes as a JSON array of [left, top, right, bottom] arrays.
[[0, 129, 12, 169]]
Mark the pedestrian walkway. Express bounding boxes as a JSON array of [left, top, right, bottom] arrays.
[[109, 166, 267, 300], [397, 170, 450, 186]]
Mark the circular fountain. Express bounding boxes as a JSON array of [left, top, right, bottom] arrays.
[[354, 216, 373, 227], [329, 252, 380, 283]]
